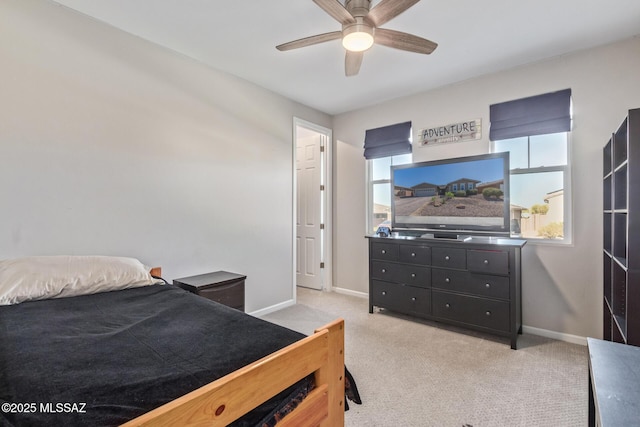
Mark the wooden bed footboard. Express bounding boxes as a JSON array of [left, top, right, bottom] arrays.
[[122, 318, 345, 427]]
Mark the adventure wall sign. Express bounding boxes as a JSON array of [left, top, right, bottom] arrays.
[[418, 119, 482, 146]]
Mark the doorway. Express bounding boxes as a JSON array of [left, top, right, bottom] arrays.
[[294, 118, 332, 291]]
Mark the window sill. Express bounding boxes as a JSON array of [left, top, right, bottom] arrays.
[[514, 236, 573, 247]]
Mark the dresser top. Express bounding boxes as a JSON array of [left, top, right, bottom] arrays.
[[367, 233, 527, 248]]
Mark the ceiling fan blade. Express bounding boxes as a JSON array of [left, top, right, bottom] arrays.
[[345, 50, 364, 76], [313, 0, 356, 25], [367, 0, 420, 27], [375, 28, 437, 54], [276, 31, 342, 51]]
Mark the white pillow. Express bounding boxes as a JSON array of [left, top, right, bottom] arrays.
[[0, 256, 162, 305]]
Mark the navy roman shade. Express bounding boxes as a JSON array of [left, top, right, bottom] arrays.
[[489, 89, 572, 141], [363, 121, 412, 159]]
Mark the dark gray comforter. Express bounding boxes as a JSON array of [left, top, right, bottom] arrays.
[[0, 285, 313, 426]]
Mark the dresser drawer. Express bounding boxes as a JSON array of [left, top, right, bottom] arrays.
[[467, 249, 509, 275], [467, 273, 510, 300], [370, 242, 399, 261], [371, 280, 431, 316], [431, 247, 466, 269], [399, 244, 431, 265], [371, 261, 430, 288], [432, 291, 510, 332], [432, 269, 510, 300]]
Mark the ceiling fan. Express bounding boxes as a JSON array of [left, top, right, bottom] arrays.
[[276, 0, 437, 76]]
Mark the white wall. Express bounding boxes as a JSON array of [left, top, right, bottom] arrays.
[[0, 0, 331, 312], [332, 36, 640, 339], [4, 0, 639, 339]]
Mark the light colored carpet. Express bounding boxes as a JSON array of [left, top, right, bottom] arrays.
[[260, 287, 588, 427]]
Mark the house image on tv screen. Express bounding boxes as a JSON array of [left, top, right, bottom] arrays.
[[395, 178, 491, 198]]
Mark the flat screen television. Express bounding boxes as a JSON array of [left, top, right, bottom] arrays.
[[391, 152, 510, 236]]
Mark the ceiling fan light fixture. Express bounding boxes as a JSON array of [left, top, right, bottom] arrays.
[[276, 0, 436, 76], [342, 23, 374, 52]]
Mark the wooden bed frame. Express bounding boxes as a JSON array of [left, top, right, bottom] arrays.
[[121, 268, 345, 427]]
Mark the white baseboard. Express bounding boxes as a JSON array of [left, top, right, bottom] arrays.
[[330, 289, 588, 346], [522, 325, 587, 346], [331, 286, 368, 299], [249, 299, 296, 317], [268, 289, 589, 347]]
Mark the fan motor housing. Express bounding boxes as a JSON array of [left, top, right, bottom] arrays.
[[345, 0, 372, 18]]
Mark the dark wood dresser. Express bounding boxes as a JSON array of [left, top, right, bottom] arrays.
[[173, 271, 246, 311], [367, 233, 526, 349]]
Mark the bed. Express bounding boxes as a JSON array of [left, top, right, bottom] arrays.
[[0, 256, 357, 426]]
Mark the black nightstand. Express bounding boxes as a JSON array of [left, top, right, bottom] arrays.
[[173, 271, 246, 311]]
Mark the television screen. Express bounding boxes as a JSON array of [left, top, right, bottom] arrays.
[[391, 152, 510, 235]]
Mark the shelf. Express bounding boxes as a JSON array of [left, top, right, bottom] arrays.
[[613, 158, 628, 172], [603, 108, 639, 347], [612, 314, 627, 343], [614, 165, 628, 210], [612, 256, 628, 271], [613, 213, 627, 265]]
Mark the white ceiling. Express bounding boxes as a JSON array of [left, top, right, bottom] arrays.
[[50, 0, 640, 115]]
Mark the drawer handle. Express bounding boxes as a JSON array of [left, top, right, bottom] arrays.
[[411, 297, 416, 301], [382, 291, 386, 296], [486, 311, 491, 316], [445, 303, 450, 308], [381, 269, 386, 273], [484, 259, 489, 265], [411, 273, 416, 278], [485, 283, 491, 288], [381, 249, 386, 254], [445, 277, 450, 283], [411, 252, 416, 257], [445, 256, 450, 261]]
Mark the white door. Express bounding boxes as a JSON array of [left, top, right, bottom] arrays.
[[296, 129, 324, 290]]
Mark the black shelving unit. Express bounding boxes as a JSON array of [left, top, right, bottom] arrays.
[[603, 108, 640, 345]]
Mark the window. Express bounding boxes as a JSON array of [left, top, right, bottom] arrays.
[[363, 121, 412, 233], [493, 132, 571, 242], [490, 88, 572, 243], [367, 153, 411, 233]]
